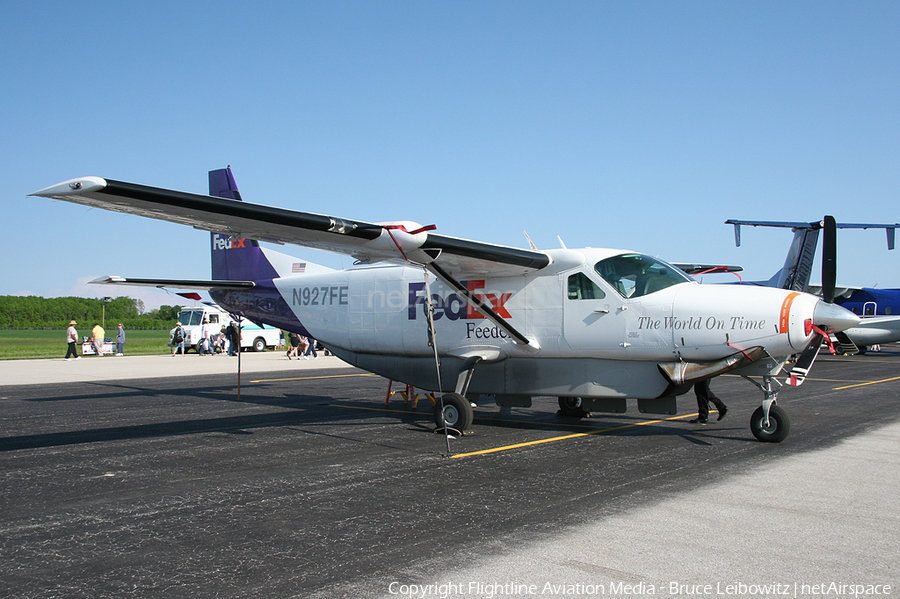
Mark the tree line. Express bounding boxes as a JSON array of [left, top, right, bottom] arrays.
[[0, 296, 182, 329]]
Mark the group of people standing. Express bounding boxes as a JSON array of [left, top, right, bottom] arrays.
[[170, 319, 241, 356], [64, 318, 321, 362], [64, 321, 126, 360]]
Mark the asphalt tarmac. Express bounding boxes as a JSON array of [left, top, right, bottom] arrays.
[[0, 350, 898, 598]]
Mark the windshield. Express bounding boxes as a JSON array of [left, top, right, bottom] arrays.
[[178, 310, 203, 326], [595, 253, 691, 298]]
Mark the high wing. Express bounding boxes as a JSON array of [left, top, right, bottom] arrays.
[[31, 177, 550, 280], [671, 263, 743, 276]]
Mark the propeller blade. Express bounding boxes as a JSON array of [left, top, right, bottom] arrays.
[[822, 215, 837, 303], [788, 336, 822, 386]]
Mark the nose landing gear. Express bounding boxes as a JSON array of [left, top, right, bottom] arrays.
[[741, 374, 791, 442]]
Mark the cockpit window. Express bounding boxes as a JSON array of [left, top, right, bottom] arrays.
[[567, 272, 606, 300], [595, 253, 691, 298]]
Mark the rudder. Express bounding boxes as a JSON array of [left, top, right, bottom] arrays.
[[209, 166, 280, 281]]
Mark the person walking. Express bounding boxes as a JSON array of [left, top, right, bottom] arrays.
[[689, 379, 727, 424], [65, 320, 81, 360], [287, 332, 300, 359], [304, 336, 319, 359], [172, 322, 186, 356]]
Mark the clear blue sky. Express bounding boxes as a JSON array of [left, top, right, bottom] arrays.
[[5, 1, 899, 311]]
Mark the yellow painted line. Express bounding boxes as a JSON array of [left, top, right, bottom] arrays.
[[450, 413, 698, 459], [248, 373, 378, 383], [328, 402, 711, 458], [833, 375, 900, 391]]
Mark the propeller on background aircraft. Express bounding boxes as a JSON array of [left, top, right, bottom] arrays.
[[822, 215, 837, 303], [789, 216, 837, 385]]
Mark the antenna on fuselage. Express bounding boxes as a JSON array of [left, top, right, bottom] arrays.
[[523, 231, 538, 250], [557, 235, 568, 249]]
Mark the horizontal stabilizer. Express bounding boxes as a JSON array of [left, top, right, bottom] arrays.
[[726, 219, 899, 250], [90, 276, 255, 290]]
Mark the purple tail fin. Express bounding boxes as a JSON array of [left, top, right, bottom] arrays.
[[209, 167, 279, 281]]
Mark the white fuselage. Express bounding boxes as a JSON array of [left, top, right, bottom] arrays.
[[248, 248, 829, 402]]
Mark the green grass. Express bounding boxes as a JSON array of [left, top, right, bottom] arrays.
[[0, 329, 172, 360]]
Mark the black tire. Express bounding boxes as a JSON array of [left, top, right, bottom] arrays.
[[252, 337, 266, 352], [558, 397, 590, 418], [433, 393, 474, 431], [750, 404, 791, 443]]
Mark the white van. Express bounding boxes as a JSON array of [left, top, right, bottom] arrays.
[[176, 305, 282, 352]]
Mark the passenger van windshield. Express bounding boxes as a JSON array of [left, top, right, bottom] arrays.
[[178, 310, 203, 326], [595, 253, 691, 298]]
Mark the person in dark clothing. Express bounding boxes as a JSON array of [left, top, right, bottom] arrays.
[[689, 379, 727, 424], [227, 322, 241, 356]]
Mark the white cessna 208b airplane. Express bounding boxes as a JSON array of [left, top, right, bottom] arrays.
[[32, 168, 860, 443]]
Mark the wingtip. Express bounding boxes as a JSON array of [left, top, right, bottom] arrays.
[[30, 176, 108, 198], [89, 275, 125, 285]]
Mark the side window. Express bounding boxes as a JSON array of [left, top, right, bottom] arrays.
[[567, 272, 606, 300], [209, 314, 219, 324]]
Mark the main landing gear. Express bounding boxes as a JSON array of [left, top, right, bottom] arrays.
[[557, 396, 590, 418], [433, 392, 473, 432], [742, 374, 791, 443], [432, 357, 480, 433]]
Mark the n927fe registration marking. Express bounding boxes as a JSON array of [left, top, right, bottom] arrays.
[[292, 286, 349, 306]]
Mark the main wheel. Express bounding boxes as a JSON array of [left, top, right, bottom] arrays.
[[433, 393, 474, 431], [558, 397, 590, 418], [750, 404, 791, 443]]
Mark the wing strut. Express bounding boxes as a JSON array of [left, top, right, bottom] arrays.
[[426, 262, 539, 352], [378, 222, 539, 352]]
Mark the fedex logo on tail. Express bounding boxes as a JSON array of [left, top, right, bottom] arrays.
[[212, 234, 248, 251], [408, 281, 512, 321]]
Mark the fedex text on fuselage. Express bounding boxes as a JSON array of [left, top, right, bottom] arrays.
[[407, 281, 513, 321]]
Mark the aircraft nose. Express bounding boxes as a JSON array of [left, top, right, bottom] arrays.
[[813, 300, 861, 333]]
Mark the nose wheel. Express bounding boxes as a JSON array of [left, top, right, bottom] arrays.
[[742, 374, 791, 443]]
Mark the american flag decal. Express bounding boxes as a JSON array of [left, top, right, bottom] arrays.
[[292, 263, 307, 273]]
